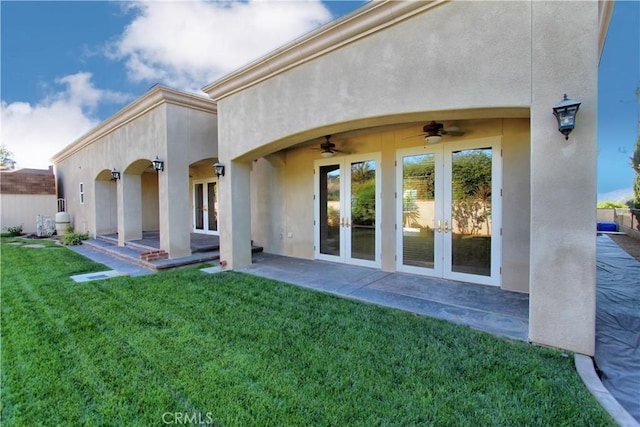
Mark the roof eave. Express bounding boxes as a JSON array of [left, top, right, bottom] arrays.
[[598, 0, 615, 64], [51, 85, 217, 164]]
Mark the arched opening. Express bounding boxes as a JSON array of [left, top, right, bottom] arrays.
[[189, 157, 219, 235], [94, 169, 118, 235], [119, 159, 159, 243]]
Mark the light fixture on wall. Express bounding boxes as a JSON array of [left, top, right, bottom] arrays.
[[552, 94, 581, 140], [213, 162, 225, 177], [152, 156, 164, 172], [111, 168, 121, 180]]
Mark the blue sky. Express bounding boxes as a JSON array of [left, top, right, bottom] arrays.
[[1, 1, 638, 202]]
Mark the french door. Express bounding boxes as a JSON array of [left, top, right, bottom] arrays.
[[193, 179, 218, 235], [396, 138, 501, 286], [314, 154, 381, 268]]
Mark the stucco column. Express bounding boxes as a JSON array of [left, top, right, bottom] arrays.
[[529, 2, 598, 355], [157, 162, 191, 259], [219, 160, 252, 269], [118, 173, 143, 245]]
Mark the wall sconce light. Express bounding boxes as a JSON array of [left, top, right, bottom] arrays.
[[213, 162, 225, 178], [152, 156, 164, 172], [552, 94, 581, 140], [111, 168, 121, 180]]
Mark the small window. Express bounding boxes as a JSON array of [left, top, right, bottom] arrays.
[[79, 182, 84, 205]]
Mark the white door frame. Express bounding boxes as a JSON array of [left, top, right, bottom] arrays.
[[395, 145, 444, 277], [192, 178, 219, 235], [396, 137, 502, 286], [314, 153, 381, 268]]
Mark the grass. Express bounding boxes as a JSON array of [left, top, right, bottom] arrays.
[[1, 237, 614, 426]]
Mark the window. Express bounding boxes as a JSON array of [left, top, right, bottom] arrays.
[[79, 182, 84, 204]]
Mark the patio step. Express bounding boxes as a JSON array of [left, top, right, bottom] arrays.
[[84, 237, 262, 271], [82, 239, 152, 269], [95, 234, 158, 252], [95, 234, 220, 253]]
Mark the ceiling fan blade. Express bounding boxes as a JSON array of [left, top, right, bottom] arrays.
[[402, 133, 427, 140], [442, 125, 465, 136]]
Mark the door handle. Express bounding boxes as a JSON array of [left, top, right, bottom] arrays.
[[345, 217, 350, 228], [444, 220, 449, 234], [437, 220, 442, 233]]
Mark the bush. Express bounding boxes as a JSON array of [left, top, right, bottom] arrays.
[[60, 227, 89, 246], [597, 201, 627, 209], [4, 224, 23, 236]]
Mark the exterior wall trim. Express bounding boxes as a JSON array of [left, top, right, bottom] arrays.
[[203, 0, 446, 100], [51, 86, 217, 164], [598, 0, 614, 61], [205, 0, 613, 101]]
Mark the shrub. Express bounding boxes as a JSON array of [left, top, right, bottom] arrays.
[[597, 201, 626, 209], [60, 227, 89, 246], [4, 224, 23, 236]]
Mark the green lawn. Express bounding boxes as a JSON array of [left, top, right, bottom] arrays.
[[1, 237, 613, 426]]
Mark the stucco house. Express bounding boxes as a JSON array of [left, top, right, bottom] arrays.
[[52, 86, 219, 259], [53, 0, 612, 355]]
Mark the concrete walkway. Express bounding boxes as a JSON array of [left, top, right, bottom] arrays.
[[66, 243, 154, 277]]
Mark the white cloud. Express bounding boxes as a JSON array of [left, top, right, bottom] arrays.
[[1, 72, 130, 169], [107, 0, 333, 91]]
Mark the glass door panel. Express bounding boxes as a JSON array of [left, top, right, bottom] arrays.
[[194, 183, 204, 231], [349, 160, 376, 261], [193, 179, 219, 235], [207, 182, 217, 232], [449, 148, 493, 276], [401, 153, 436, 269], [319, 164, 341, 257], [315, 155, 380, 267], [397, 138, 501, 286]]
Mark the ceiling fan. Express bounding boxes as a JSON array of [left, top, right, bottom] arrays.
[[414, 121, 465, 143], [313, 135, 341, 158]]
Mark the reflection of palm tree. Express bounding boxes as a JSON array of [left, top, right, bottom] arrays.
[[352, 161, 373, 184], [474, 183, 491, 235]]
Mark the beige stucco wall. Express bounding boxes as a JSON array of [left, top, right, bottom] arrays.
[[596, 208, 615, 222], [501, 118, 531, 293], [141, 172, 159, 230], [55, 104, 168, 234], [54, 93, 217, 258], [216, 1, 531, 161], [528, 1, 598, 355], [0, 194, 57, 233], [211, 1, 599, 354]]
